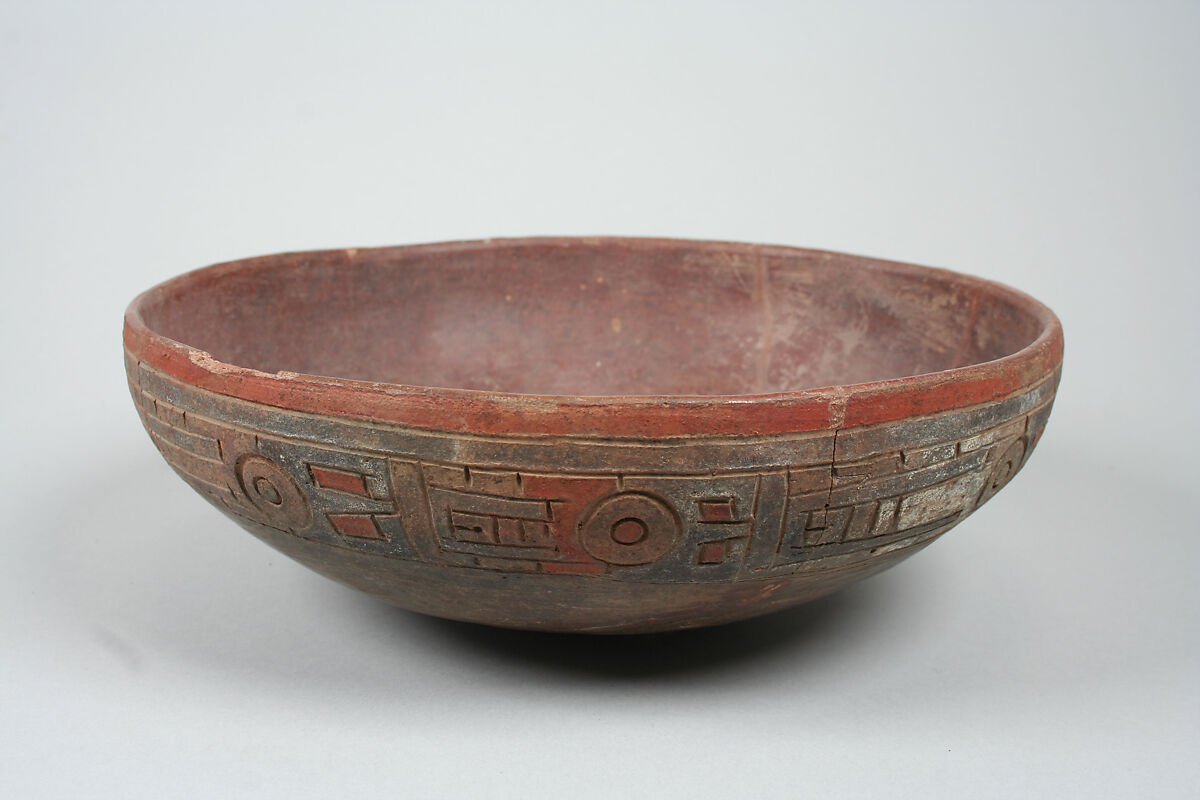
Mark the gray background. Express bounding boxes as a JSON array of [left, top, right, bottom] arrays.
[[2, 2, 1197, 797]]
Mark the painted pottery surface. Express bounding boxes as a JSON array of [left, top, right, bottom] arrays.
[[124, 237, 1063, 633]]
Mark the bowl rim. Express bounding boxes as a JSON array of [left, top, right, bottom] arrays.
[[123, 236, 1063, 439]]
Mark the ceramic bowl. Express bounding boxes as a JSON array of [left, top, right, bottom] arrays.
[[124, 237, 1062, 633]]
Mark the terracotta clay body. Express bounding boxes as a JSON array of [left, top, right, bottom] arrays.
[[124, 238, 1062, 633]]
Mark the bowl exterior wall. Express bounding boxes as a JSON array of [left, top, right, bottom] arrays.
[[126, 352, 1057, 633]]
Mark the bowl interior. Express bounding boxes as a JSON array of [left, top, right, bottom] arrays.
[[137, 240, 1046, 397]]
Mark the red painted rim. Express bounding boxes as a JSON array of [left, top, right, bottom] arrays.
[[124, 237, 1064, 439]]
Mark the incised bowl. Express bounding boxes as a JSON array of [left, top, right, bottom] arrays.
[[124, 237, 1063, 633]]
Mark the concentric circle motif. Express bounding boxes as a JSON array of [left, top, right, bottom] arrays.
[[579, 492, 680, 565], [977, 437, 1027, 507], [236, 454, 311, 529]]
